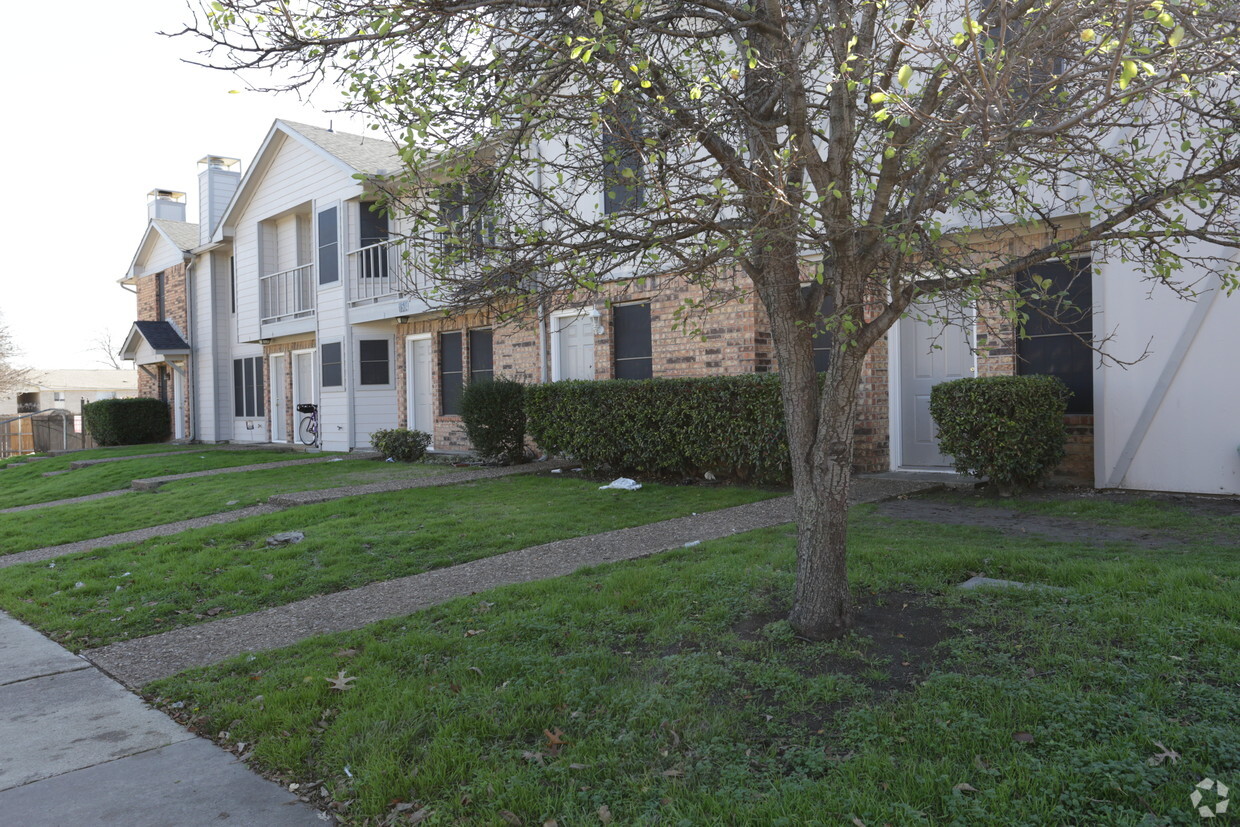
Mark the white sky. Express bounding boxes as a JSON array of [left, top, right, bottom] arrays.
[[0, 1, 369, 370]]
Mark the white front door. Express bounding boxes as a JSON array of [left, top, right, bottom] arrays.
[[405, 336, 433, 433], [270, 354, 288, 442], [172, 364, 185, 440], [554, 313, 595, 380], [899, 302, 975, 468]]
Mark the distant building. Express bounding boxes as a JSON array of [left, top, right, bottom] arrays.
[[0, 370, 138, 417]]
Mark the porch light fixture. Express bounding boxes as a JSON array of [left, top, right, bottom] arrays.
[[259, 338, 272, 345], [396, 315, 410, 324]]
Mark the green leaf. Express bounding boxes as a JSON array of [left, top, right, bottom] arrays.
[[1168, 25, 1184, 47], [897, 64, 913, 88], [870, 92, 888, 104]]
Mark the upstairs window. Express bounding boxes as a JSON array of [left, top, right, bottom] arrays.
[[469, 328, 494, 383], [439, 175, 495, 252], [317, 206, 340, 285], [358, 201, 389, 279], [613, 302, 653, 379], [603, 105, 644, 214], [1016, 259, 1093, 414]]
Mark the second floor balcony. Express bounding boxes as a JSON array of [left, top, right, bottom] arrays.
[[260, 263, 316, 324], [348, 238, 436, 307]]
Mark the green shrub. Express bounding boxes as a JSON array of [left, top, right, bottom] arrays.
[[82, 398, 171, 446], [525, 374, 792, 483], [460, 378, 527, 464], [370, 428, 432, 462], [929, 375, 1070, 492]]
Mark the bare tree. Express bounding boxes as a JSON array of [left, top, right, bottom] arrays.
[[180, 0, 1240, 638], [91, 328, 129, 370], [0, 313, 30, 398]]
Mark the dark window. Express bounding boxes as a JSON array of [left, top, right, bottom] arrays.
[[1016, 259, 1093, 414], [232, 357, 265, 417], [358, 339, 390, 385], [321, 342, 343, 388], [317, 207, 339, 284], [440, 332, 463, 415], [358, 202, 389, 279], [158, 366, 169, 404], [229, 255, 236, 314], [800, 284, 836, 373], [439, 175, 494, 251], [469, 328, 494, 383], [613, 302, 653, 379], [155, 272, 166, 320], [603, 106, 644, 214]]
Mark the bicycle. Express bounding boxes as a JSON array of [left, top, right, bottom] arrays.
[[296, 403, 319, 446]]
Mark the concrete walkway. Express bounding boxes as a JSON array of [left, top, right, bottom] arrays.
[[0, 611, 323, 826], [0, 459, 569, 570], [89, 474, 937, 688]]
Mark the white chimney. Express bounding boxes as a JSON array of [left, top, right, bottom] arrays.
[[147, 189, 187, 222], [197, 156, 241, 245]]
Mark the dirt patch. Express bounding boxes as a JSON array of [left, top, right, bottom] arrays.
[[875, 490, 1239, 549], [726, 592, 966, 740]]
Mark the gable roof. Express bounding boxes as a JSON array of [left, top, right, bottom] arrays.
[[120, 321, 192, 363], [123, 219, 199, 282], [26, 370, 138, 392], [279, 120, 403, 176], [212, 119, 403, 243]]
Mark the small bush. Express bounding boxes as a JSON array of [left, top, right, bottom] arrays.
[[929, 375, 1070, 492], [82, 397, 170, 446], [461, 378, 527, 464], [370, 428, 432, 462], [525, 374, 792, 483]]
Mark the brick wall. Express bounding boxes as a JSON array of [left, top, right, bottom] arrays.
[[134, 262, 191, 439], [262, 339, 316, 442]]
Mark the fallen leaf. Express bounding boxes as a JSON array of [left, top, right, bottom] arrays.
[[205, 607, 225, 617], [1012, 732, 1035, 743], [408, 807, 433, 824], [465, 629, 486, 637], [326, 670, 356, 691], [661, 769, 684, 777], [569, 763, 588, 770], [851, 818, 867, 827], [521, 750, 546, 766], [499, 810, 523, 825], [334, 648, 358, 658], [1147, 741, 1180, 766], [954, 783, 979, 793], [544, 728, 568, 754], [543, 821, 559, 827], [597, 804, 613, 824], [468, 666, 484, 676]]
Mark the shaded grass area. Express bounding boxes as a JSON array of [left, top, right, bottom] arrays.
[[0, 448, 329, 510], [925, 488, 1240, 537], [148, 506, 1239, 826], [0, 458, 453, 554], [0, 476, 778, 648]]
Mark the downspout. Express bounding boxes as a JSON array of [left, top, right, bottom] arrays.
[[534, 139, 549, 384], [183, 253, 197, 443]]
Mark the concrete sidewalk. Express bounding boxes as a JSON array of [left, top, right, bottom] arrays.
[[0, 611, 324, 826]]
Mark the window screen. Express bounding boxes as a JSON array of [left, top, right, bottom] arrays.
[[317, 207, 339, 284], [358, 339, 390, 385], [1016, 259, 1093, 414], [232, 357, 265, 417], [469, 328, 494, 383], [321, 342, 343, 388], [613, 302, 652, 379], [440, 332, 463, 415]]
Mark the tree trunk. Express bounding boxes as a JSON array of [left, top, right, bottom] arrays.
[[758, 265, 866, 641]]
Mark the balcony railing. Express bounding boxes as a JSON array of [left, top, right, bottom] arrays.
[[347, 238, 436, 306], [260, 263, 316, 324]]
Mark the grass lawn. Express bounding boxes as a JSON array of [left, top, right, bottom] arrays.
[[0, 475, 780, 648], [147, 503, 1238, 826], [0, 448, 336, 510], [0, 458, 455, 554]]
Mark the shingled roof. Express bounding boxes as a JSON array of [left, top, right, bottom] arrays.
[[152, 219, 200, 252], [279, 120, 403, 176]]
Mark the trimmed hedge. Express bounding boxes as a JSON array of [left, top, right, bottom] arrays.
[[929, 375, 1070, 492], [525, 374, 791, 483], [82, 397, 171, 446], [461, 378, 527, 464], [370, 428, 432, 462]]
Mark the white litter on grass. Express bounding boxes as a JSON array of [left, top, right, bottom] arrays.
[[328, 458, 344, 462], [683, 540, 701, 548], [551, 469, 563, 474], [599, 478, 642, 491], [385, 457, 396, 463], [74, 582, 85, 589]]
